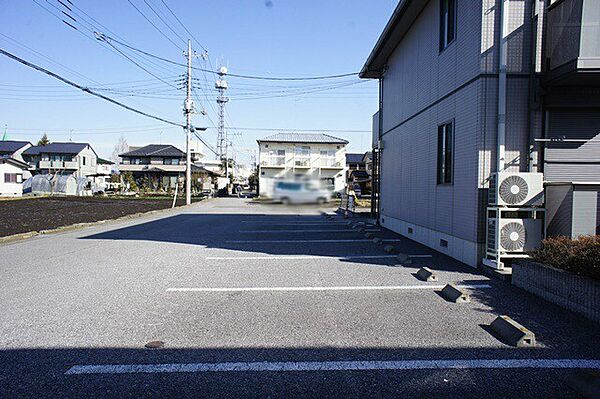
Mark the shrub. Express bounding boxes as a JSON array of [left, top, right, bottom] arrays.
[[530, 235, 600, 280]]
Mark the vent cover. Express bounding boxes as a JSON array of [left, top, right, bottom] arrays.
[[499, 175, 529, 205], [500, 222, 527, 252]]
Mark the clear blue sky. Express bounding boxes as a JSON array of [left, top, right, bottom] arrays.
[[0, 0, 395, 162]]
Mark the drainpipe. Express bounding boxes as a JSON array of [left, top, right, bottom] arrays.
[[497, 0, 508, 172]]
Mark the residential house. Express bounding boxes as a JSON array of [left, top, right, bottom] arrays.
[[88, 158, 114, 191], [346, 152, 373, 195], [0, 157, 29, 196], [119, 144, 215, 191], [257, 133, 348, 197], [23, 142, 98, 178], [361, 0, 600, 268], [0, 140, 32, 162]]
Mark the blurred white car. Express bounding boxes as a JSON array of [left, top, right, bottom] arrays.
[[273, 181, 331, 204]]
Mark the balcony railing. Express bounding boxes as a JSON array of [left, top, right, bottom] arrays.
[[294, 156, 311, 167], [261, 156, 286, 167], [319, 158, 342, 168], [38, 160, 78, 169]]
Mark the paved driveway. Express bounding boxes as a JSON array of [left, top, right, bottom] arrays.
[[0, 198, 598, 398]]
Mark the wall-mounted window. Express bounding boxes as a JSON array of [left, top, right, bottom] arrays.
[[82, 156, 86, 166], [439, 0, 456, 52], [4, 173, 17, 183], [437, 121, 454, 184]]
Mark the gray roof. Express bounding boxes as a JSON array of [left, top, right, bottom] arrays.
[[23, 142, 92, 155], [120, 144, 185, 158], [346, 153, 365, 164], [0, 140, 31, 153], [257, 133, 348, 144]]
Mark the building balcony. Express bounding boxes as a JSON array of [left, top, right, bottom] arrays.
[[260, 156, 286, 168], [319, 159, 344, 169], [38, 160, 78, 169], [544, 0, 600, 86], [294, 157, 311, 168]]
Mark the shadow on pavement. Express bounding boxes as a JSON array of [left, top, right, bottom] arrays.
[[0, 346, 595, 398], [79, 213, 479, 275]]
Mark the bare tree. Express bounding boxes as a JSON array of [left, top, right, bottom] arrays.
[[111, 135, 129, 164]]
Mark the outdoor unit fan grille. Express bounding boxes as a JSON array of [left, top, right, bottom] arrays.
[[499, 175, 529, 205], [500, 222, 527, 252]]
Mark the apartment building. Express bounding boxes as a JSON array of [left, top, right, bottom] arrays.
[[257, 133, 348, 197], [361, 0, 600, 267]]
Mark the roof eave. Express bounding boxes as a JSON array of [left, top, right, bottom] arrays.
[[359, 0, 425, 80]]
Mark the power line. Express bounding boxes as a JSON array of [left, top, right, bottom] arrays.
[[158, 0, 208, 52], [126, 0, 183, 50], [0, 47, 183, 127], [100, 34, 359, 81], [142, 0, 187, 46], [204, 127, 371, 133]]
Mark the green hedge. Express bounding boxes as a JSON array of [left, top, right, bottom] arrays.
[[530, 235, 600, 281]]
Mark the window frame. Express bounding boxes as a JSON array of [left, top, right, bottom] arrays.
[[437, 120, 454, 185], [439, 0, 457, 52]]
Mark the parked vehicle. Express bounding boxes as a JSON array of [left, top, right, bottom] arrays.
[[273, 181, 331, 204]]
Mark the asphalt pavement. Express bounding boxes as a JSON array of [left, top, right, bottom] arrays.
[[0, 197, 598, 398]]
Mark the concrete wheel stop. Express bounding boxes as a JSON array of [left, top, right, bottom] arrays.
[[416, 267, 437, 282], [489, 315, 536, 347], [440, 283, 470, 303], [396, 253, 412, 265], [383, 244, 396, 253]]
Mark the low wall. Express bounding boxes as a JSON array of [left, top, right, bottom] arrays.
[[513, 260, 600, 323]]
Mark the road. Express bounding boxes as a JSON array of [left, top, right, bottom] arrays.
[[0, 197, 598, 398]]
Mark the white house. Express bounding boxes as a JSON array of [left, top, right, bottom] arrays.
[[257, 133, 348, 197], [0, 157, 29, 196]]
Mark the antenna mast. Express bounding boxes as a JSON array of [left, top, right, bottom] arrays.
[[215, 66, 229, 179]]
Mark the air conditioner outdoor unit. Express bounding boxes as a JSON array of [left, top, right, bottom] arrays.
[[489, 172, 544, 206], [487, 218, 543, 254]]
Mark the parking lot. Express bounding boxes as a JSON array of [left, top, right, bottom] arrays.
[[0, 197, 598, 397]]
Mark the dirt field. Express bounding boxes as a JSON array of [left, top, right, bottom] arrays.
[[0, 196, 202, 237]]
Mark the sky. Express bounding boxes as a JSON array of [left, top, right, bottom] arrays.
[[0, 0, 396, 163]]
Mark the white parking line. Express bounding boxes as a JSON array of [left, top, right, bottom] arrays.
[[166, 284, 492, 293], [205, 255, 399, 260], [65, 358, 600, 375], [239, 229, 380, 233], [226, 239, 402, 243]]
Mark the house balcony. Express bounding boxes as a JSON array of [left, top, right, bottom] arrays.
[[38, 160, 78, 170], [260, 156, 286, 168], [544, 0, 600, 86]]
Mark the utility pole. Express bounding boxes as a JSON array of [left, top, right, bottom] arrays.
[[215, 66, 229, 181], [184, 39, 193, 205]]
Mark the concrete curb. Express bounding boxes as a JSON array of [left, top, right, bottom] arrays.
[[0, 199, 205, 245], [490, 315, 536, 347], [416, 267, 437, 282], [440, 283, 470, 303]]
